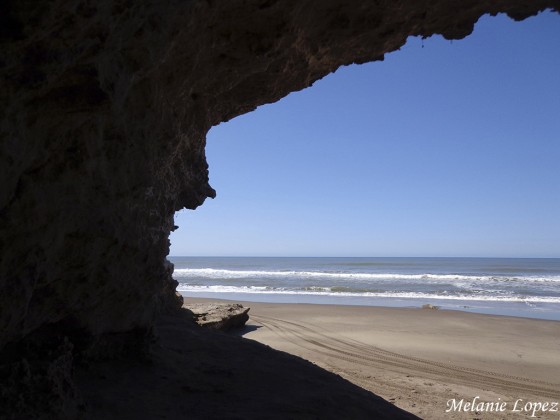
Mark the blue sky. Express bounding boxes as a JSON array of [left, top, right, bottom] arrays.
[[170, 11, 560, 258]]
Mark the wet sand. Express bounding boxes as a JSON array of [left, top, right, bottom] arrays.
[[189, 298, 560, 419]]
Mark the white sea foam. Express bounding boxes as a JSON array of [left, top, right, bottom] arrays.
[[175, 284, 560, 303], [173, 268, 560, 283]]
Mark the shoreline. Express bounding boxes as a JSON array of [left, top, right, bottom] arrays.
[[171, 256, 560, 323], [179, 291, 560, 321], [185, 297, 560, 419]]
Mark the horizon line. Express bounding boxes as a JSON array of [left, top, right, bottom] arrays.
[[168, 255, 560, 259]]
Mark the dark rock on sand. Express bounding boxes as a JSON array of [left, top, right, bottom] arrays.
[[184, 303, 250, 331]]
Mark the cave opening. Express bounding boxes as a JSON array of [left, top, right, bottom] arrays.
[[171, 12, 560, 258], [170, 11, 559, 313]]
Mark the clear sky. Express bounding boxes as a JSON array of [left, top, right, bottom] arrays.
[[170, 11, 560, 258]]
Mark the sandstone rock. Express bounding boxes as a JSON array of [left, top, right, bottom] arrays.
[[184, 303, 250, 331]]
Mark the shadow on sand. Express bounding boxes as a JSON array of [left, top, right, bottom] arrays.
[[75, 308, 418, 419]]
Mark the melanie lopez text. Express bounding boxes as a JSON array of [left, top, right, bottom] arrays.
[[446, 397, 558, 417]]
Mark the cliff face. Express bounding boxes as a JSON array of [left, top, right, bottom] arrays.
[[0, 0, 558, 413]]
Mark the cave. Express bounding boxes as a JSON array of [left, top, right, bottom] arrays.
[[1, 1, 559, 418]]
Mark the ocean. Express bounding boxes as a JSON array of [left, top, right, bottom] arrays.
[[171, 257, 560, 320]]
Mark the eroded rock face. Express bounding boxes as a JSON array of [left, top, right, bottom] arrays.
[[1, 0, 558, 375]]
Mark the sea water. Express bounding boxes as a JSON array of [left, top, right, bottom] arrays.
[[171, 257, 560, 320]]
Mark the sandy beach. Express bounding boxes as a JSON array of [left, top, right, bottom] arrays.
[[189, 298, 560, 419]]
